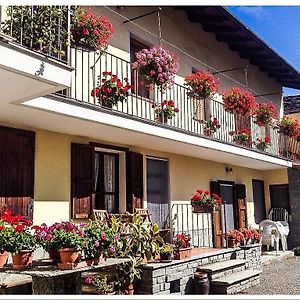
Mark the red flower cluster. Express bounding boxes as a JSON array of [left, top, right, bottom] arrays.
[[278, 115, 300, 138], [226, 228, 261, 244], [72, 8, 114, 52], [201, 116, 221, 135], [1, 209, 31, 228], [253, 136, 271, 151], [153, 100, 179, 121], [190, 189, 222, 207], [223, 87, 257, 116], [239, 228, 254, 240], [254, 101, 277, 126], [184, 70, 219, 98], [91, 71, 132, 106], [226, 229, 245, 242], [173, 233, 191, 249]]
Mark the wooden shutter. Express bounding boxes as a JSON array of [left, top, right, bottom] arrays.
[[236, 184, 248, 228], [71, 143, 95, 219], [210, 181, 222, 248], [0, 126, 34, 219], [127, 151, 143, 212]]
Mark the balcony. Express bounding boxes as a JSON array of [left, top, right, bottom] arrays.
[[1, 5, 299, 167]]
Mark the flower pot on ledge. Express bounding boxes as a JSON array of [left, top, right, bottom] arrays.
[[192, 205, 213, 213], [155, 115, 168, 125], [0, 251, 9, 267], [59, 248, 81, 264], [12, 250, 34, 270], [227, 239, 240, 248], [173, 247, 192, 260]]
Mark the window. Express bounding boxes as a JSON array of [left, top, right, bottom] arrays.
[[130, 37, 150, 98]]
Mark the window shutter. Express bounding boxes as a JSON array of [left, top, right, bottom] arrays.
[[210, 180, 222, 248], [0, 126, 34, 219], [235, 184, 248, 228], [71, 143, 95, 219], [127, 151, 143, 212]]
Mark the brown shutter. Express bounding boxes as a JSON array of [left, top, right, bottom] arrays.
[[0, 126, 34, 219], [71, 143, 95, 219], [127, 151, 143, 212], [236, 184, 248, 228], [210, 181, 223, 248]]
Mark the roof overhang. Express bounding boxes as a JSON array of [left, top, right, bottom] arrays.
[[174, 6, 300, 90]]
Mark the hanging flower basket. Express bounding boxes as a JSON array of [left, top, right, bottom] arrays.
[[132, 46, 179, 92], [190, 189, 222, 213], [184, 70, 219, 99], [253, 101, 277, 127], [222, 87, 257, 116], [71, 8, 114, 53]]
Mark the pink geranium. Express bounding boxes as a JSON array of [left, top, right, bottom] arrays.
[[132, 46, 179, 92]]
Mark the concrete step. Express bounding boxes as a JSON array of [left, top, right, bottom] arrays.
[[210, 269, 262, 295], [0, 273, 32, 294], [197, 259, 247, 280]]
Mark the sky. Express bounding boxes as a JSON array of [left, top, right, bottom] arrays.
[[227, 6, 300, 96]]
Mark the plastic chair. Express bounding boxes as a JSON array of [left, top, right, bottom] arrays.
[[259, 220, 280, 255], [92, 209, 110, 223]]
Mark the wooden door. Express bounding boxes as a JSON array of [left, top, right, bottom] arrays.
[[71, 143, 95, 218], [236, 184, 248, 228], [210, 181, 222, 248], [127, 151, 143, 212], [0, 126, 35, 219]]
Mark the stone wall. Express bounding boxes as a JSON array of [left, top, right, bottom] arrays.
[[136, 245, 261, 295]]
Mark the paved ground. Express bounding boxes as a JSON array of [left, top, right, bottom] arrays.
[[240, 255, 300, 295]]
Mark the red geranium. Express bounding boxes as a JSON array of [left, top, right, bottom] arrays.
[[223, 87, 257, 116], [72, 8, 114, 52], [184, 70, 219, 98], [191, 189, 222, 207], [253, 101, 277, 126]]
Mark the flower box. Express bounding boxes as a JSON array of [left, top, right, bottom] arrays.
[[192, 205, 213, 213], [173, 247, 192, 260]]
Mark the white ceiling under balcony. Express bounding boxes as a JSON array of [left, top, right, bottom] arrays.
[[2, 95, 291, 171], [0, 41, 72, 103]]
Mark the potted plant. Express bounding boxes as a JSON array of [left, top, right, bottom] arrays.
[[71, 8, 114, 52], [51, 221, 84, 265], [223, 87, 257, 116], [253, 101, 277, 127], [153, 100, 179, 124], [184, 70, 219, 99], [278, 115, 299, 138], [239, 228, 255, 245], [225, 229, 244, 248], [91, 72, 132, 108], [190, 189, 222, 213], [159, 243, 174, 262], [253, 136, 271, 151], [0, 225, 12, 267], [132, 46, 179, 92], [250, 229, 261, 244], [200, 116, 221, 136], [82, 220, 113, 261], [85, 275, 116, 295], [229, 128, 251, 146], [117, 256, 142, 295], [173, 232, 192, 260]]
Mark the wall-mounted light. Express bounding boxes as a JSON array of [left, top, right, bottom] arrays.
[[225, 167, 233, 174]]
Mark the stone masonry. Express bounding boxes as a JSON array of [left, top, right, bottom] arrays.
[[136, 245, 261, 295]]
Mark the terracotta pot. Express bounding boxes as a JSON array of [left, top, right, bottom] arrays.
[[0, 251, 9, 267], [48, 249, 61, 260], [12, 250, 33, 270], [192, 205, 213, 213], [59, 248, 81, 264], [124, 284, 134, 295], [173, 247, 192, 260], [155, 115, 168, 125]]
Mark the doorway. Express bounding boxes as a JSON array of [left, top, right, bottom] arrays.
[[94, 152, 119, 213], [219, 181, 235, 233], [146, 157, 169, 229], [252, 179, 266, 224]]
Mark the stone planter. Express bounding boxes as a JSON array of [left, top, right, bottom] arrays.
[[173, 247, 192, 260], [12, 250, 33, 270], [192, 205, 213, 213], [0, 251, 9, 267]]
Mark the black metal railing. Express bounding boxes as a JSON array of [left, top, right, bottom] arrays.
[[171, 203, 213, 248], [0, 5, 70, 62], [67, 48, 297, 159], [1, 5, 298, 160]]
